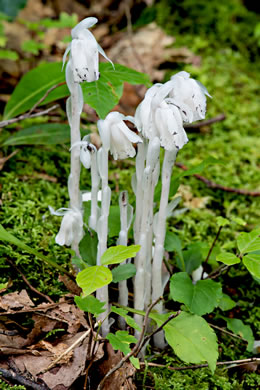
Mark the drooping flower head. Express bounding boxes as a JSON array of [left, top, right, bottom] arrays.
[[63, 17, 114, 83], [98, 112, 143, 160], [49, 207, 84, 247], [135, 72, 211, 151]]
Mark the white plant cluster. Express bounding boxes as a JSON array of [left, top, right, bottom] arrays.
[[53, 18, 211, 343]]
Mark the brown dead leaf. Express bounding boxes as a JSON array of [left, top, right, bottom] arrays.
[[0, 289, 34, 311], [37, 340, 73, 365], [176, 184, 210, 209], [58, 275, 81, 296], [94, 343, 136, 390]]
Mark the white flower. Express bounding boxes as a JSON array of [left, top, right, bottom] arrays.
[[70, 137, 97, 169], [154, 99, 188, 151], [63, 17, 113, 83], [49, 207, 83, 247], [169, 71, 212, 123], [98, 112, 143, 160]]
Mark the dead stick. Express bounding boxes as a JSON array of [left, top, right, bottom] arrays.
[[28, 82, 66, 115], [6, 258, 54, 303], [0, 368, 48, 390], [0, 301, 71, 316], [209, 323, 247, 342], [184, 113, 226, 129], [41, 322, 99, 373], [0, 105, 59, 128], [175, 162, 260, 197], [97, 297, 163, 390], [140, 357, 260, 371]]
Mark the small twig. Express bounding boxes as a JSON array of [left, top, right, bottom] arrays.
[[28, 82, 66, 115], [0, 368, 48, 390], [140, 357, 260, 371], [175, 162, 260, 197], [6, 258, 54, 303], [97, 297, 163, 390], [136, 310, 181, 356], [201, 226, 222, 279], [184, 114, 226, 129], [206, 264, 230, 280], [209, 323, 248, 342], [41, 322, 99, 374], [0, 301, 71, 316], [0, 105, 59, 128]]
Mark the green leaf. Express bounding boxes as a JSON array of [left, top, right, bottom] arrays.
[[112, 263, 136, 283], [108, 205, 121, 238], [3, 124, 71, 145], [216, 251, 240, 265], [106, 330, 137, 356], [111, 306, 141, 331], [74, 295, 106, 316], [0, 224, 69, 275], [101, 245, 140, 266], [170, 272, 222, 316], [130, 356, 140, 369], [231, 216, 246, 226], [82, 63, 151, 119], [0, 282, 8, 290], [71, 256, 89, 271], [242, 253, 260, 278], [76, 266, 112, 296], [216, 216, 229, 227], [79, 230, 98, 266], [165, 231, 183, 257], [0, 0, 27, 19], [21, 40, 46, 55], [237, 228, 260, 254], [0, 49, 19, 60], [181, 243, 204, 274], [3, 62, 68, 120], [218, 293, 236, 311], [225, 318, 254, 352], [151, 311, 218, 373]]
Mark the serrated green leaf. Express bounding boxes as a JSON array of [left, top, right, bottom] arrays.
[[170, 272, 222, 316], [151, 311, 218, 373], [101, 245, 140, 266], [79, 230, 98, 266], [225, 318, 254, 352], [237, 228, 260, 254], [76, 266, 112, 296], [0, 224, 69, 275], [74, 295, 106, 316], [3, 62, 68, 120], [242, 253, 260, 278], [216, 251, 240, 265], [3, 124, 71, 145], [112, 263, 136, 283], [218, 293, 236, 311], [216, 216, 229, 227]]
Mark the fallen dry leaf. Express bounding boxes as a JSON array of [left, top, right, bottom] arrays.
[[0, 289, 34, 310], [176, 184, 210, 209]]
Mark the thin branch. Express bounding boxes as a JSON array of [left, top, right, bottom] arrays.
[[6, 258, 54, 303], [209, 323, 248, 342], [175, 162, 260, 197], [0, 105, 59, 128], [41, 322, 99, 374], [201, 226, 222, 279], [206, 264, 230, 280], [184, 114, 226, 129], [0, 368, 48, 390], [136, 310, 181, 356], [140, 357, 260, 371], [97, 297, 163, 390], [0, 301, 71, 316], [28, 82, 66, 115]]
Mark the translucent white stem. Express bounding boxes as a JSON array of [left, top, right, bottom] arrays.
[[152, 148, 177, 348], [89, 148, 100, 231], [134, 137, 160, 332], [134, 141, 146, 243], [96, 147, 110, 335], [118, 191, 129, 329]]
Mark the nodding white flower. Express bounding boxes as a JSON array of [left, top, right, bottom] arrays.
[[70, 136, 97, 169], [63, 17, 114, 83], [168, 71, 212, 123], [154, 99, 188, 151], [98, 112, 143, 160], [49, 207, 83, 247]]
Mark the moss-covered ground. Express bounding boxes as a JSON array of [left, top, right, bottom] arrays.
[[0, 0, 259, 388]]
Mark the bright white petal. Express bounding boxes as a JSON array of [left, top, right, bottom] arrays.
[[71, 33, 99, 82], [62, 43, 71, 70], [80, 145, 91, 169], [71, 17, 98, 39], [97, 43, 114, 69], [65, 60, 74, 93], [97, 119, 110, 150], [117, 121, 143, 144]]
